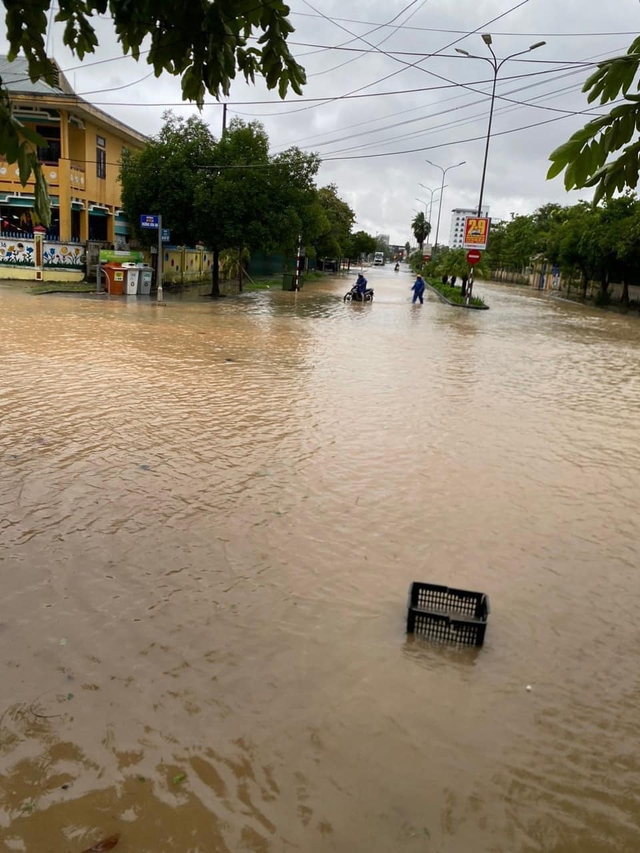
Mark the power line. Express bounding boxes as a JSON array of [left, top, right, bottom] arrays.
[[86, 65, 588, 109], [291, 43, 595, 65], [76, 70, 155, 96], [300, 0, 536, 104], [143, 102, 622, 171], [214, 0, 537, 120], [297, 0, 599, 123], [290, 11, 639, 39], [299, 0, 423, 65], [264, 43, 625, 152], [304, 0, 429, 78], [321, 80, 613, 158], [320, 107, 620, 162], [285, 69, 592, 156]]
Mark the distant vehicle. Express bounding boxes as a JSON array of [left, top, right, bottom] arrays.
[[373, 251, 385, 265]]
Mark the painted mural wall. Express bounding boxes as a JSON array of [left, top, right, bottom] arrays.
[[0, 239, 85, 269]]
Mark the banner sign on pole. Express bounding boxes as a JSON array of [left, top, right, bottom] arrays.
[[462, 216, 490, 250], [140, 214, 160, 229]]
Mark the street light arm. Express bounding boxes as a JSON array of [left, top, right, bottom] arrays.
[[496, 42, 546, 73], [456, 49, 496, 68], [425, 158, 444, 176], [443, 161, 466, 177]]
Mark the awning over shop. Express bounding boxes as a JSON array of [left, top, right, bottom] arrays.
[[0, 194, 59, 207]]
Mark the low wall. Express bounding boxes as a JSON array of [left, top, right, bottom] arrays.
[[0, 266, 84, 282], [0, 237, 85, 281], [157, 246, 212, 283]]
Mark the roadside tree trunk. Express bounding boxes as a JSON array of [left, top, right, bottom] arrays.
[[621, 278, 629, 306], [211, 248, 220, 298], [600, 274, 609, 300], [581, 271, 589, 299], [238, 248, 244, 293]]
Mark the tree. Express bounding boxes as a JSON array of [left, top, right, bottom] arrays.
[[194, 118, 321, 295], [411, 212, 430, 252], [615, 203, 640, 305], [433, 247, 489, 281], [548, 36, 640, 202], [375, 233, 390, 253], [120, 112, 217, 247], [554, 203, 599, 297], [404, 241, 411, 258], [195, 118, 270, 295], [500, 213, 538, 271], [486, 220, 507, 270], [347, 230, 377, 260], [0, 0, 306, 225], [312, 184, 355, 259], [268, 146, 323, 258]]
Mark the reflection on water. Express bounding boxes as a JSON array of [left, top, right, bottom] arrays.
[[2, 271, 640, 851]]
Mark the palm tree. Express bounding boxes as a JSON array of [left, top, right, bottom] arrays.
[[411, 212, 431, 252]]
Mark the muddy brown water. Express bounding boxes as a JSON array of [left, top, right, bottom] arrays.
[[1, 270, 640, 852]]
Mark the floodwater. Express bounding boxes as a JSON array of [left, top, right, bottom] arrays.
[[1, 268, 640, 853]]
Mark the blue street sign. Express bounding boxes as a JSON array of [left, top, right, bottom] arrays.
[[161, 229, 170, 243], [140, 214, 160, 229]]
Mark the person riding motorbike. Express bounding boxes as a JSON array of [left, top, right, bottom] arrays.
[[394, 262, 400, 272], [356, 273, 368, 300]]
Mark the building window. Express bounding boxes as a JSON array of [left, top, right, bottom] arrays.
[[36, 125, 61, 164], [96, 135, 106, 179]]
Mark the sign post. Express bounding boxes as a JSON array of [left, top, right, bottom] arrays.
[[141, 214, 163, 302], [157, 215, 163, 302], [462, 219, 490, 301]]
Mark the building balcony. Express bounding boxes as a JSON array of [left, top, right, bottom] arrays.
[[0, 160, 60, 189], [70, 161, 85, 192]]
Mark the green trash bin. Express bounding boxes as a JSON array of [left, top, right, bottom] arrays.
[[282, 274, 305, 291]]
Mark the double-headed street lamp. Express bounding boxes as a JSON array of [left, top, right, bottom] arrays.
[[456, 34, 546, 216], [425, 159, 466, 250], [418, 183, 447, 230]]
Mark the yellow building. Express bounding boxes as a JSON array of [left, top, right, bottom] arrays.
[[0, 55, 147, 244]]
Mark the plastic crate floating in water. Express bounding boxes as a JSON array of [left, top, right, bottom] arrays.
[[406, 582, 490, 647]]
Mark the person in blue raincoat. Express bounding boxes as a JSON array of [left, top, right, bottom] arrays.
[[356, 273, 368, 299], [412, 274, 425, 304]]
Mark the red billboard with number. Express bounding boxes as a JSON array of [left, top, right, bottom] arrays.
[[462, 216, 490, 250]]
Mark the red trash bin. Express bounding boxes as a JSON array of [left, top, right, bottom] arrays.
[[103, 263, 125, 295]]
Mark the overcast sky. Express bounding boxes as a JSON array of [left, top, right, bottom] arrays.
[[3, 0, 638, 244]]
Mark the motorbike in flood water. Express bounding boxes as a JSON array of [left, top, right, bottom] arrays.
[[344, 283, 374, 303]]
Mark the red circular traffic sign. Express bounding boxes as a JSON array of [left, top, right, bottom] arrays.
[[466, 249, 482, 265]]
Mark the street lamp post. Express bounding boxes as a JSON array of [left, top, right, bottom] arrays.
[[456, 35, 546, 216], [455, 35, 545, 299], [425, 160, 466, 251], [418, 183, 447, 232]]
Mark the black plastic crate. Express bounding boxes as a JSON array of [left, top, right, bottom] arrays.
[[406, 582, 490, 647]]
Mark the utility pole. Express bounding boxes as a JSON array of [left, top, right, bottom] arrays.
[[222, 103, 227, 136]]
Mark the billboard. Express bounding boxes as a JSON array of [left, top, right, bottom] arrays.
[[462, 216, 490, 250]]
